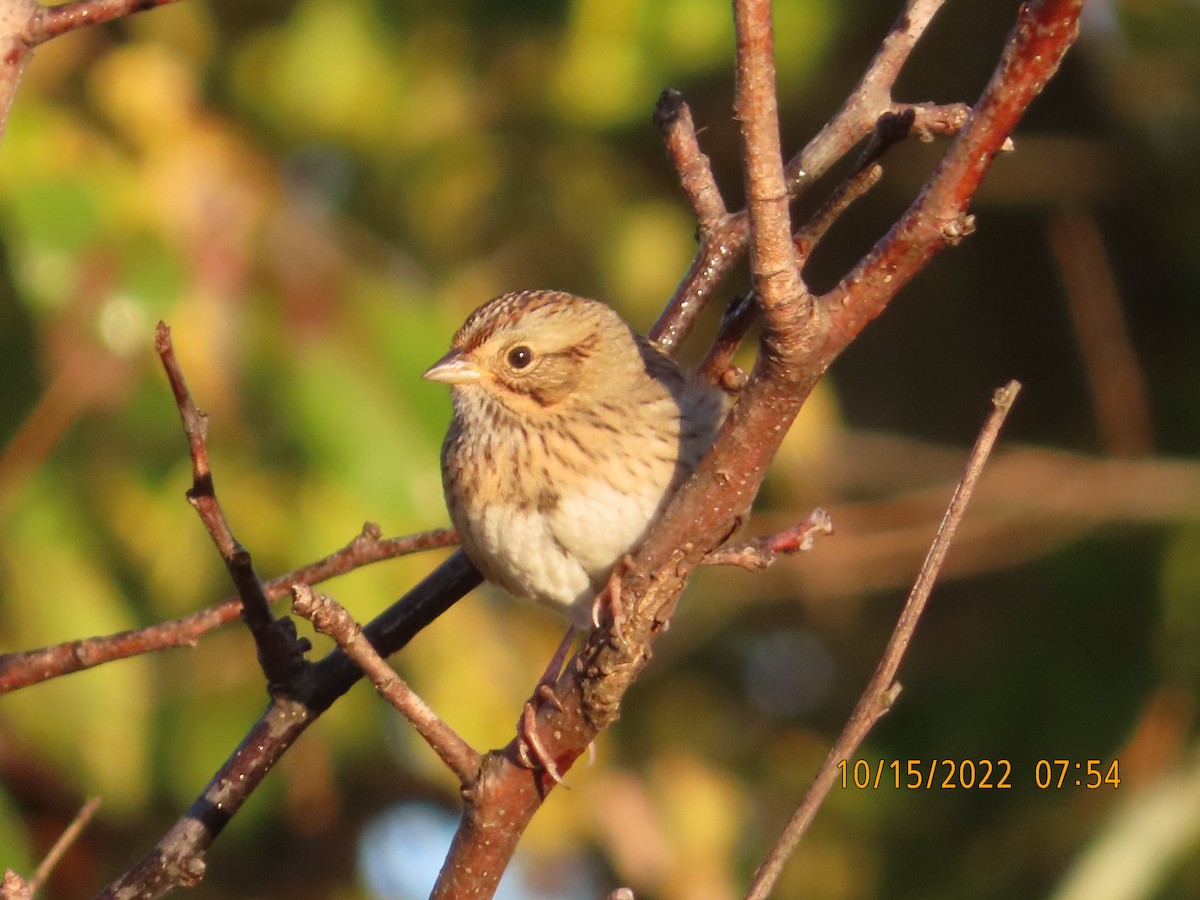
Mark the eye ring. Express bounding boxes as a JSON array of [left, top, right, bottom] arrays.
[[506, 344, 534, 370]]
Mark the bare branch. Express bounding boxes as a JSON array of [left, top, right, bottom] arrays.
[[33, 0, 183, 42], [292, 584, 482, 785], [29, 797, 102, 895], [2, 797, 102, 898], [790, 0, 950, 187], [156, 322, 308, 692], [0, 0, 184, 140], [649, 89, 734, 354], [653, 89, 728, 230], [793, 160, 885, 261], [428, 1, 1082, 891], [734, 0, 810, 356], [701, 129, 889, 385], [703, 508, 834, 571], [697, 293, 754, 389], [746, 381, 1021, 899], [0, 525, 458, 694], [430, 4, 829, 894]]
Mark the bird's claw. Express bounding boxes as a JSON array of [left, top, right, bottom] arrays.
[[518, 699, 565, 784], [592, 554, 639, 651], [515, 625, 576, 784]]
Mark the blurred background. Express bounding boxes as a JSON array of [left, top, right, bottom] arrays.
[[1, 0, 1198, 897]]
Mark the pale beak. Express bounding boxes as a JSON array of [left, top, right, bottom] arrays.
[[423, 350, 481, 385]]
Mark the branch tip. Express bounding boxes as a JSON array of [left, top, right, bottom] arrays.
[[993, 379, 1021, 410], [652, 88, 685, 129]]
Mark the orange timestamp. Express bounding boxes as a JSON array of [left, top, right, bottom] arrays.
[[837, 758, 1121, 790]]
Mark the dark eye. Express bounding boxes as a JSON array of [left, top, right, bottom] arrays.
[[507, 345, 534, 370]]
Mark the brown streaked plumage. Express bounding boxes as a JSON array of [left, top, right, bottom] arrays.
[[424, 290, 724, 626]]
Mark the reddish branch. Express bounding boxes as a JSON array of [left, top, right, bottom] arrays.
[[0, 524, 458, 694], [734, 0, 810, 345], [699, 112, 901, 385], [820, 0, 1086, 353], [0, 0, 183, 139], [703, 508, 834, 571], [35, 0, 181, 40], [652, 90, 728, 229]]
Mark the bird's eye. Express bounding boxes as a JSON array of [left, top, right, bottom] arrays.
[[507, 345, 534, 370]]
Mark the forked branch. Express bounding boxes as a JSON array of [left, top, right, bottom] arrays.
[[292, 584, 482, 784], [0, 523, 458, 694]]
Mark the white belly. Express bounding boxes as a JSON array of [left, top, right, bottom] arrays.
[[462, 475, 666, 626]]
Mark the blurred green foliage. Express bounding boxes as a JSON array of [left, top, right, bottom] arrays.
[[1, 0, 1199, 898]]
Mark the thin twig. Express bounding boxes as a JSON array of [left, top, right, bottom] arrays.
[[291, 584, 482, 784], [28, 797, 102, 895], [703, 509, 834, 571], [0, 524, 457, 694], [32, 0, 183, 43], [788, 0, 950, 187], [430, 3, 818, 895], [697, 293, 757, 389], [653, 89, 728, 229], [156, 322, 305, 692], [648, 88, 734, 354], [745, 381, 1021, 899], [794, 161, 885, 260]]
